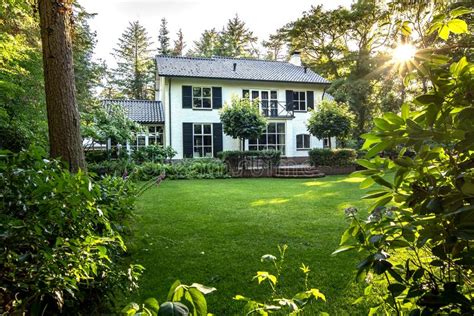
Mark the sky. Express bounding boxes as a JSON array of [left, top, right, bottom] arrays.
[[79, 0, 352, 67]]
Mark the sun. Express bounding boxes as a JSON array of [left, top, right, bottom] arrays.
[[392, 44, 417, 63]]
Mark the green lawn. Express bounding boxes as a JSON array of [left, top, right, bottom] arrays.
[[127, 176, 372, 315]]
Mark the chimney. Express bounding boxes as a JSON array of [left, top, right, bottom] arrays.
[[289, 51, 302, 67], [233, 62, 237, 71]]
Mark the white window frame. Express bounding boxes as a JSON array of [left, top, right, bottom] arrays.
[[296, 134, 311, 150], [293, 91, 307, 112], [130, 124, 164, 151], [248, 122, 286, 155], [192, 87, 213, 110], [193, 123, 213, 158], [242, 89, 278, 116], [323, 137, 331, 149]]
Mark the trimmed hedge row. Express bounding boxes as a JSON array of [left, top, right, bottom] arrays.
[[308, 148, 357, 167]]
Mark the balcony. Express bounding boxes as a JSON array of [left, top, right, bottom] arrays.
[[257, 100, 294, 119]]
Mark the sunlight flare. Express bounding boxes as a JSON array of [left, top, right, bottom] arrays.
[[392, 44, 417, 63]]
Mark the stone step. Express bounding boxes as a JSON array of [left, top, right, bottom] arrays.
[[274, 172, 325, 178]]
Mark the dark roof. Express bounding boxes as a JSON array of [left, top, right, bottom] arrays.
[[156, 55, 330, 84], [102, 99, 164, 123]]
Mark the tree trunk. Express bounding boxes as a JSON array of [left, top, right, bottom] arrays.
[[38, 0, 86, 172]]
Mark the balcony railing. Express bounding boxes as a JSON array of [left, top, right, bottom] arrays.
[[257, 101, 294, 119]]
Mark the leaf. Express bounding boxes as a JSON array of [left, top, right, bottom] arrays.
[[360, 177, 375, 189], [450, 56, 468, 76], [366, 142, 390, 159], [401, 103, 410, 119], [450, 6, 472, 18], [309, 288, 326, 302], [331, 245, 355, 255], [188, 288, 207, 316], [356, 159, 377, 170], [143, 298, 159, 315], [401, 21, 412, 36], [368, 306, 380, 316], [189, 283, 216, 295], [438, 24, 450, 40], [447, 19, 468, 34], [388, 283, 406, 297], [372, 175, 393, 189], [121, 303, 140, 316]]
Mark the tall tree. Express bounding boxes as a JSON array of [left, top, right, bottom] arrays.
[[112, 21, 154, 99], [158, 18, 171, 55], [191, 28, 221, 57], [262, 32, 287, 60], [172, 29, 185, 56], [219, 15, 258, 57], [38, 0, 86, 172]]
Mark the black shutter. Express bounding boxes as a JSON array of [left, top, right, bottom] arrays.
[[212, 87, 222, 109], [182, 86, 192, 108], [183, 123, 193, 158], [213, 123, 223, 157], [285, 90, 294, 111], [307, 91, 314, 110]]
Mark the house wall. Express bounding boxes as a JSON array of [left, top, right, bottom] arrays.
[[157, 76, 331, 160]]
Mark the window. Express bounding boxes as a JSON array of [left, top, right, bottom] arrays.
[[293, 91, 306, 111], [248, 122, 285, 154], [130, 125, 164, 151], [147, 125, 164, 146], [193, 123, 213, 157], [193, 87, 212, 109], [323, 137, 331, 148], [242, 89, 278, 116], [296, 134, 310, 150]]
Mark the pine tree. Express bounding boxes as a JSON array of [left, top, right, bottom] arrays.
[[172, 29, 185, 56], [220, 15, 258, 57], [112, 21, 154, 100], [158, 18, 171, 55], [262, 32, 287, 60], [191, 28, 221, 57]]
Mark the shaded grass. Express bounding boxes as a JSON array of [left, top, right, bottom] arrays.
[[127, 176, 371, 315]]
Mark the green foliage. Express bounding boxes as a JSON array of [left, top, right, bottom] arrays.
[[219, 96, 267, 146], [234, 245, 326, 315], [88, 159, 136, 178], [112, 21, 154, 99], [158, 18, 171, 55], [219, 150, 281, 169], [132, 145, 177, 164], [308, 148, 356, 167], [0, 147, 142, 314], [307, 100, 353, 147], [122, 281, 216, 316], [81, 102, 143, 147], [335, 10, 473, 315]]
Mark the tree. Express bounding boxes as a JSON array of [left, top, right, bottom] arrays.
[[306, 100, 353, 148], [191, 28, 221, 57], [219, 15, 258, 57], [112, 21, 154, 100], [336, 8, 473, 315], [172, 29, 185, 56], [38, 0, 86, 172], [158, 18, 171, 55], [219, 96, 267, 150], [262, 32, 287, 61]]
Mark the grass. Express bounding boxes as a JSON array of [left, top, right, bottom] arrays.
[[127, 176, 372, 315]]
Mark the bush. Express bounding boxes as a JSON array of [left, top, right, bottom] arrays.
[[131, 145, 177, 164], [88, 159, 136, 178], [0, 147, 142, 314], [218, 150, 281, 169], [130, 159, 229, 181], [308, 148, 356, 167]]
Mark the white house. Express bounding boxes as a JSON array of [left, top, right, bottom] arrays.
[[104, 52, 334, 161]]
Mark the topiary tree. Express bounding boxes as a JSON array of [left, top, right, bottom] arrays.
[[219, 96, 267, 150], [306, 100, 353, 148]]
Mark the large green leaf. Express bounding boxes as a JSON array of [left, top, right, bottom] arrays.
[[447, 19, 468, 34]]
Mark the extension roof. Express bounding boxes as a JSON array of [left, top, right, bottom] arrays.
[[102, 99, 164, 123], [156, 55, 330, 84]]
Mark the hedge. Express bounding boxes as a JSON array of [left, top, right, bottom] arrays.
[[218, 150, 281, 168], [308, 148, 357, 167]]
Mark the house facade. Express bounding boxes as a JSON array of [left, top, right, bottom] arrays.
[[103, 53, 333, 161]]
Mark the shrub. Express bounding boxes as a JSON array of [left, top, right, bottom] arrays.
[[88, 159, 136, 178], [219, 150, 281, 169], [130, 162, 166, 181], [131, 145, 177, 164], [308, 148, 356, 166], [0, 147, 142, 314]]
